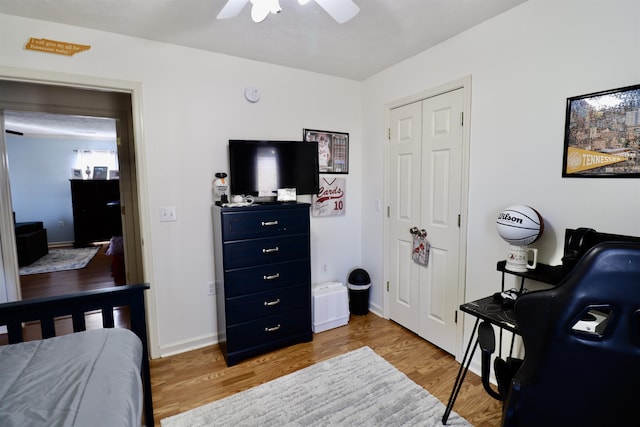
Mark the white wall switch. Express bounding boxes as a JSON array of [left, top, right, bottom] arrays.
[[159, 206, 177, 222]]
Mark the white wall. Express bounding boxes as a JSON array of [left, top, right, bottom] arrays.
[[0, 14, 362, 356], [7, 135, 118, 244], [361, 0, 640, 353], [1, 0, 639, 359]]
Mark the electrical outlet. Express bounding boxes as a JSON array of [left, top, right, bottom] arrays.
[[58, 220, 64, 228], [207, 281, 215, 296], [159, 206, 177, 222], [321, 263, 328, 275]]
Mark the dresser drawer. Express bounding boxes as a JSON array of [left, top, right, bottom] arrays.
[[225, 285, 310, 324], [226, 308, 311, 352], [225, 260, 309, 297], [221, 206, 309, 241], [223, 234, 309, 269]]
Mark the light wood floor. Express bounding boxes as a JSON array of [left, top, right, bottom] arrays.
[[151, 314, 502, 426], [17, 249, 502, 426], [19, 243, 117, 300]]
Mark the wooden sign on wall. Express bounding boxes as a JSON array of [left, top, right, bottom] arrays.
[[25, 37, 90, 56]]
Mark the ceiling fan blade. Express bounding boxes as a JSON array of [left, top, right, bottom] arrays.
[[314, 0, 360, 24], [5, 129, 24, 136], [216, 0, 250, 19]]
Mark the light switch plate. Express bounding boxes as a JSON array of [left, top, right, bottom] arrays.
[[159, 206, 177, 222]]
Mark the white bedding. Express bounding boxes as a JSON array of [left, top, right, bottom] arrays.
[[0, 328, 143, 427]]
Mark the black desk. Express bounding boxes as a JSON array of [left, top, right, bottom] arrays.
[[461, 295, 519, 334], [442, 261, 563, 424], [496, 260, 564, 290]]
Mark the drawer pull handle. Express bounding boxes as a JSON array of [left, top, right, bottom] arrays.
[[261, 220, 279, 226], [263, 273, 280, 280], [264, 324, 281, 332], [264, 298, 281, 307], [262, 247, 279, 254]]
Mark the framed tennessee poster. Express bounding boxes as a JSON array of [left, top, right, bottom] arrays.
[[312, 177, 345, 217], [562, 84, 640, 177]]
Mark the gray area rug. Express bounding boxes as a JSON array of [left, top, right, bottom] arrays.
[[161, 346, 472, 427], [19, 246, 100, 275]]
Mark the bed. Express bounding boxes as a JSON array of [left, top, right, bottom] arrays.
[[0, 284, 154, 426]]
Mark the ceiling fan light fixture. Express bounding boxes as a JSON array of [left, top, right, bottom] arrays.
[[250, 0, 281, 23], [216, 0, 359, 24]]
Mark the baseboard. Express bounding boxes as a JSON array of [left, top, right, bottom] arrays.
[[156, 305, 385, 359], [368, 302, 383, 318], [157, 333, 218, 358], [48, 241, 75, 248]]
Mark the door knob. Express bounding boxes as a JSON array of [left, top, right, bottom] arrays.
[[410, 227, 427, 237]]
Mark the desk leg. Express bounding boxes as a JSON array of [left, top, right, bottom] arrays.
[[442, 317, 480, 425]]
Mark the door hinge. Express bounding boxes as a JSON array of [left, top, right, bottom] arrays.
[[460, 112, 464, 127], [387, 128, 391, 140], [121, 205, 126, 215], [387, 206, 390, 218], [457, 214, 461, 227], [455, 310, 458, 324], [386, 281, 390, 292]]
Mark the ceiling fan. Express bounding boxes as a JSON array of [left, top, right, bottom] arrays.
[[217, 0, 360, 24]]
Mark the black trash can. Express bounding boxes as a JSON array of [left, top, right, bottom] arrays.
[[347, 268, 371, 315]]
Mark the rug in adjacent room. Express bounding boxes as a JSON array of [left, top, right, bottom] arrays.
[[19, 246, 101, 275], [161, 346, 472, 427]]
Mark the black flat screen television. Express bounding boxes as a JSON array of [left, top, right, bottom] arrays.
[[228, 140, 319, 197]]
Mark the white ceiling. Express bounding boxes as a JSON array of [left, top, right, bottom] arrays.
[[0, 0, 526, 136], [4, 111, 117, 139]]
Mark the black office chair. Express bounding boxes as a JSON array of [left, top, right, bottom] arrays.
[[497, 242, 640, 426]]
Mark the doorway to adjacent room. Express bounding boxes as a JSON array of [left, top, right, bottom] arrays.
[[0, 80, 144, 302]]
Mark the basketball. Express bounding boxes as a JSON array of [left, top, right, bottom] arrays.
[[496, 205, 544, 246]]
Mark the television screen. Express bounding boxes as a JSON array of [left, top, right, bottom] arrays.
[[229, 140, 319, 197]]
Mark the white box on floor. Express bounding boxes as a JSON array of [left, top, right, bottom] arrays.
[[312, 281, 349, 333]]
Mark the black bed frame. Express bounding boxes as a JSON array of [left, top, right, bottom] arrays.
[[0, 284, 154, 426]]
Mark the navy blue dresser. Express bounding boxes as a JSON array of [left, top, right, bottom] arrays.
[[212, 203, 312, 366]]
